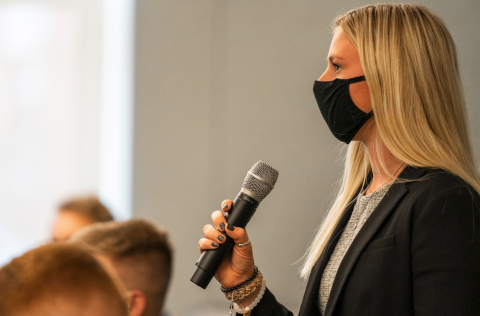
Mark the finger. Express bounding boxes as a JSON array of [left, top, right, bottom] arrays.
[[203, 224, 227, 244], [198, 238, 220, 254], [211, 211, 227, 231], [224, 225, 249, 245], [221, 199, 233, 212]]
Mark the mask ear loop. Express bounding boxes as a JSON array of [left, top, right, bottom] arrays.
[[347, 75, 374, 142], [330, 77, 373, 142], [344, 75, 366, 84], [346, 75, 373, 116]]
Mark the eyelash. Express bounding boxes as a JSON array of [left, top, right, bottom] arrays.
[[332, 63, 340, 72]]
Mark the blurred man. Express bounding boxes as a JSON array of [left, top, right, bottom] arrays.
[[52, 196, 113, 242], [70, 219, 173, 316], [0, 243, 129, 316]]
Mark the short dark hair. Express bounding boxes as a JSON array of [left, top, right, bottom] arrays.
[[58, 196, 114, 222], [0, 244, 128, 316], [70, 219, 173, 316]]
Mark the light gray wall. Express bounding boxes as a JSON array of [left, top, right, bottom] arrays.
[[132, 1, 480, 315]]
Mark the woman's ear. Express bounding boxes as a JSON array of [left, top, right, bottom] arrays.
[[126, 290, 147, 316]]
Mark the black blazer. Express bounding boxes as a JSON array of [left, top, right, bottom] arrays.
[[248, 166, 480, 316]]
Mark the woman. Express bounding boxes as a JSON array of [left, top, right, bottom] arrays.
[[198, 4, 480, 315]]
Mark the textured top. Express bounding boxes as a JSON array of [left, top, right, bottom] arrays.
[[318, 183, 393, 314]]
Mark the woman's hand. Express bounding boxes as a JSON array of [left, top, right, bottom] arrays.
[[198, 199, 255, 288]]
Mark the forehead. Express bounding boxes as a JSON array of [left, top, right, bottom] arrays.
[[53, 211, 94, 241], [328, 27, 357, 59]]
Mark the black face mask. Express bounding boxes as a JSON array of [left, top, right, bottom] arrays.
[[313, 75, 373, 144]]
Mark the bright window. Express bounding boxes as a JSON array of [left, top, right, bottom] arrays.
[[0, 0, 133, 265]]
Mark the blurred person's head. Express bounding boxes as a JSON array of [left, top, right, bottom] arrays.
[[69, 219, 173, 316], [0, 243, 128, 316], [52, 196, 113, 242]]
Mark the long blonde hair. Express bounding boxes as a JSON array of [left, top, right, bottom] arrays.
[[301, 4, 480, 278]]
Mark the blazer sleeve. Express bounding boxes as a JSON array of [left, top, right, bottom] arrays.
[[241, 288, 293, 316], [411, 180, 480, 315]]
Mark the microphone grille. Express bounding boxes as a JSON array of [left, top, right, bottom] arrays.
[[241, 161, 279, 202]]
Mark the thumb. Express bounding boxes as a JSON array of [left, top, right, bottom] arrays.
[[225, 224, 249, 245]]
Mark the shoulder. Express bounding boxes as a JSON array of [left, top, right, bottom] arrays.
[[405, 167, 478, 199], [407, 173, 480, 315], [403, 168, 480, 231]]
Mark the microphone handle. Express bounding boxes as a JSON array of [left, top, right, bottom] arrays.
[[191, 192, 259, 289]]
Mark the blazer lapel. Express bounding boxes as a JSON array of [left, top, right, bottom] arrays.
[[298, 186, 363, 316], [323, 166, 427, 316]]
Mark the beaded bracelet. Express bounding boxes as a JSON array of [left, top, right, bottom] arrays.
[[224, 269, 263, 302], [221, 266, 258, 293], [234, 278, 267, 314]]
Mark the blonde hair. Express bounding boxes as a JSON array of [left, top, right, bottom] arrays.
[[301, 4, 480, 278]]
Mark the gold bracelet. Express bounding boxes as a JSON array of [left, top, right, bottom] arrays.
[[224, 270, 263, 302]]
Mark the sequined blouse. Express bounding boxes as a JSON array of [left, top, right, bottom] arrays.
[[318, 183, 393, 314]]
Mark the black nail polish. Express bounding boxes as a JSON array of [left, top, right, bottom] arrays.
[[212, 242, 219, 247], [219, 222, 225, 230], [222, 204, 229, 210], [227, 224, 234, 231], [218, 235, 224, 242]]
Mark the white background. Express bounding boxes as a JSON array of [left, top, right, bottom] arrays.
[[0, 0, 133, 265]]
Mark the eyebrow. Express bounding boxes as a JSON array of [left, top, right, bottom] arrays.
[[328, 55, 345, 62]]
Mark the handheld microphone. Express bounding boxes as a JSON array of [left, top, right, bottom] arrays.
[[190, 161, 279, 289]]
